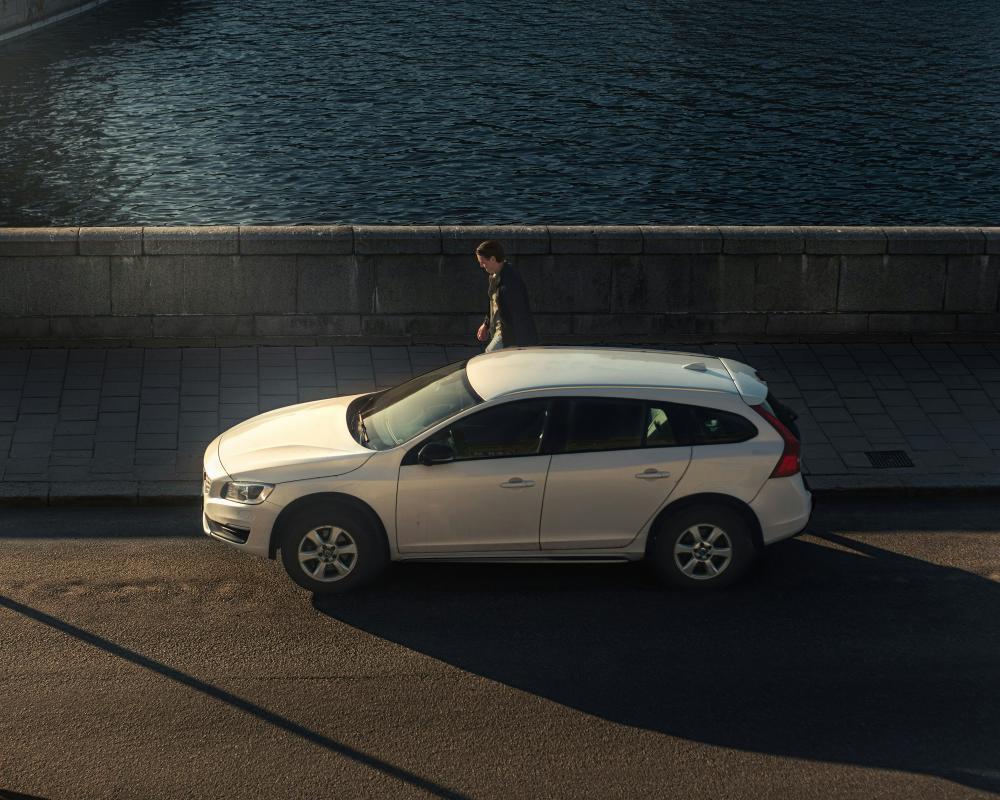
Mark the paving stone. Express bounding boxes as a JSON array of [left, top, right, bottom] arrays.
[[939, 374, 981, 389], [181, 381, 220, 397], [951, 441, 994, 458], [181, 396, 220, 412], [259, 380, 299, 395], [136, 434, 177, 450], [964, 406, 1000, 421], [182, 367, 220, 382], [854, 413, 897, 430], [801, 457, 847, 475], [864, 430, 909, 445], [142, 388, 180, 405], [179, 426, 220, 443], [139, 405, 180, 422], [927, 413, 974, 430], [220, 373, 258, 388], [259, 397, 297, 412], [801, 391, 844, 407], [869, 375, 908, 390], [100, 397, 140, 412], [219, 403, 258, 419], [795, 375, 835, 391], [812, 407, 853, 423], [908, 435, 952, 451], [845, 398, 884, 414], [59, 406, 98, 421], [876, 390, 919, 407], [918, 398, 960, 414], [950, 389, 991, 405], [52, 435, 94, 450], [299, 387, 340, 402], [102, 382, 141, 397], [911, 383, 950, 398], [96, 427, 137, 443], [220, 388, 258, 404], [935, 428, 985, 442], [138, 419, 178, 434]]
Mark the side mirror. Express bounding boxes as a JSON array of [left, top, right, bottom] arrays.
[[417, 442, 455, 466]]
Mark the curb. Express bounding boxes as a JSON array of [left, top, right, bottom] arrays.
[[1, 482, 998, 507]]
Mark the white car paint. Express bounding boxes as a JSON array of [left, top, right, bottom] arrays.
[[202, 347, 812, 570]]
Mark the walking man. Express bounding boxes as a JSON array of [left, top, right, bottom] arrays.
[[475, 240, 539, 352]]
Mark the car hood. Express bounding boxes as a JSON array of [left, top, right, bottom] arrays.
[[218, 395, 374, 483]]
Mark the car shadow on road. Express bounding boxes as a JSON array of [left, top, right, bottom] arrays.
[[314, 514, 1000, 794]]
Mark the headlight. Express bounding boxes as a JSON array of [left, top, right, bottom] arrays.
[[221, 482, 274, 504]]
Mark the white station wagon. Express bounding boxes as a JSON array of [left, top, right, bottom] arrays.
[[202, 348, 811, 593]]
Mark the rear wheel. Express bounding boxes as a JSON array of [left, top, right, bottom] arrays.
[[647, 505, 755, 590], [279, 505, 387, 595]]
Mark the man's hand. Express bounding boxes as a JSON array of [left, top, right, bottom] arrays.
[[476, 323, 489, 342]]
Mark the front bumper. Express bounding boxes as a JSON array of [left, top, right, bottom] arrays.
[[202, 436, 279, 559]]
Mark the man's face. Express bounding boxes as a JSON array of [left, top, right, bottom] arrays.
[[477, 254, 503, 274]]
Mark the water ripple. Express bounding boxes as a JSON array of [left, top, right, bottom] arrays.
[[1, 0, 999, 225]]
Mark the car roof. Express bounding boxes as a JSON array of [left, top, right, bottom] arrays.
[[465, 347, 743, 401]]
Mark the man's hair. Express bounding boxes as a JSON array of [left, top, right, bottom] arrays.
[[475, 240, 506, 262]]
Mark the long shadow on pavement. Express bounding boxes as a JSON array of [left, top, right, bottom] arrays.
[[315, 502, 1000, 794]]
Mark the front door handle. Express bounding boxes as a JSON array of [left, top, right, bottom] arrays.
[[636, 469, 671, 480], [501, 477, 535, 488]]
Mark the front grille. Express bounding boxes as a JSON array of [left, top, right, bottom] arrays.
[[206, 518, 251, 545]]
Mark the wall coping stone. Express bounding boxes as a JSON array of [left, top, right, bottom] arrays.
[[440, 225, 549, 255], [354, 225, 442, 254], [884, 227, 985, 255], [0, 227, 79, 256], [801, 226, 886, 255], [719, 226, 804, 254], [143, 226, 239, 256], [982, 228, 1000, 254], [238, 225, 353, 255], [79, 227, 142, 256], [640, 226, 722, 254], [549, 226, 644, 254]]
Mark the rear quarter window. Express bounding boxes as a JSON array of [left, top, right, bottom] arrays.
[[685, 406, 758, 445]]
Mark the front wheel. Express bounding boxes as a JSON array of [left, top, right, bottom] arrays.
[[647, 505, 756, 590], [279, 505, 387, 595]]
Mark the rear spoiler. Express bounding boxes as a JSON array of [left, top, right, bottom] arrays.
[[719, 358, 768, 406]]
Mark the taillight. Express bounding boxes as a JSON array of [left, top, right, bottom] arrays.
[[752, 404, 801, 478]]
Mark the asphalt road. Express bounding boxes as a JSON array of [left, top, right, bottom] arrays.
[[0, 498, 998, 800]]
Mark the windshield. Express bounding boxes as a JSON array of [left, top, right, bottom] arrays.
[[356, 361, 481, 450]]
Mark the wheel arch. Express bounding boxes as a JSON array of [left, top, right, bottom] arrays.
[[647, 492, 764, 553], [268, 492, 389, 560]]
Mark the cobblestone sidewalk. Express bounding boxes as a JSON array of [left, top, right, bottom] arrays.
[[2, 341, 999, 503]]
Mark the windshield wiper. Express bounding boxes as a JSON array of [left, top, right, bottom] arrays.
[[355, 411, 370, 445]]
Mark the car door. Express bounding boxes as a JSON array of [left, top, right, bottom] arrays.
[[395, 398, 553, 553], [539, 398, 691, 550]]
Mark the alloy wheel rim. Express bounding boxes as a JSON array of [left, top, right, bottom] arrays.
[[298, 526, 358, 582], [673, 523, 733, 580]]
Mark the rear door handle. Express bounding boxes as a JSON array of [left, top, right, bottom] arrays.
[[636, 469, 671, 480], [501, 477, 535, 488]]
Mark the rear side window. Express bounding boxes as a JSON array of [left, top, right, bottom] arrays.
[[564, 399, 645, 453], [685, 406, 758, 445], [645, 404, 681, 447]]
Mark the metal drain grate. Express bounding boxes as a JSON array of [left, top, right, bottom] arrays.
[[865, 450, 914, 469]]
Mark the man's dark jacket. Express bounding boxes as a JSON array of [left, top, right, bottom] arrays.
[[483, 263, 539, 346]]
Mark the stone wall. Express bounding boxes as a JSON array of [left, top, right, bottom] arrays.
[[0, 0, 115, 41], [1, 226, 998, 346]]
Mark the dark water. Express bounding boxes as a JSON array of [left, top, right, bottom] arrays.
[[1, 0, 999, 226]]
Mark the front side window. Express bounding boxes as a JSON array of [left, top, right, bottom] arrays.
[[358, 361, 481, 450], [426, 399, 551, 461]]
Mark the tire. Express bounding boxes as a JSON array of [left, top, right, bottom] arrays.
[[279, 504, 388, 595], [647, 505, 756, 590]]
